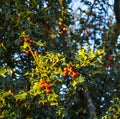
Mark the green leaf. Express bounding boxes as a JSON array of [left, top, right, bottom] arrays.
[[79, 49, 87, 60], [36, 40, 46, 47], [71, 75, 85, 87], [23, 42, 29, 49], [32, 82, 39, 90], [0, 68, 11, 76], [14, 92, 27, 101]]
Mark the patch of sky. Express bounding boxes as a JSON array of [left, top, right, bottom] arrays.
[[101, 97, 105, 102], [69, 0, 115, 50], [0, 8, 2, 12]]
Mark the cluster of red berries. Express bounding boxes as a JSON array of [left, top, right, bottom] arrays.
[[25, 50, 31, 55], [62, 66, 80, 79], [39, 80, 52, 94], [105, 55, 114, 68], [19, 39, 34, 44], [19, 39, 39, 55], [24, 50, 39, 55]]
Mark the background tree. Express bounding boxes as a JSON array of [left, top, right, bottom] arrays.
[[0, 0, 120, 119]]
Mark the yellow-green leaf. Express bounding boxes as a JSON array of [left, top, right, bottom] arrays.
[[14, 92, 27, 101], [0, 68, 11, 76], [23, 42, 29, 49]]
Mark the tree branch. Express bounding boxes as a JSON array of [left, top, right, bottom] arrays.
[[83, 91, 96, 118], [114, 0, 120, 25]]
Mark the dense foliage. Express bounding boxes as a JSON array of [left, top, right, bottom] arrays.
[[0, 0, 120, 118]]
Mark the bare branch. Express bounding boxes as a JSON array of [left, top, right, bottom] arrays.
[[114, 0, 120, 24], [83, 91, 96, 118]]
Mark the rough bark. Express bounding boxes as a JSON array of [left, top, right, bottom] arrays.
[[114, 0, 120, 25], [83, 91, 96, 118]]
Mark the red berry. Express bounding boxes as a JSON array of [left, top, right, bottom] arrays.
[[69, 66, 74, 71], [17, 100, 25, 105], [17, 100, 20, 105], [108, 57, 113, 61], [46, 87, 51, 94], [63, 67, 68, 72], [75, 71, 80, 76], [40, 80, 45, 84], [43, 102, 50, 107], [19, 39, 24, 44], [39, 80, 45, 88], [39, 84, 45, 89], [33, 50, 39, 54], [68, 71, 73, 76], [71, 72, 77, 79], [25, 50, 30, 55], [105, 64, 109, 68], [62, 73, 67, 77], [28, 39, 34, 44], [20, 100, 25, 104], [44, 82, 49, 87]]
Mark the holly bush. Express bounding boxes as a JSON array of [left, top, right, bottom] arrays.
[[0, 37, 104, 118]]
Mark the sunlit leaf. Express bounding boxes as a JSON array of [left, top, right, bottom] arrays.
[[14, 92, 27, 101], [0, 68, 11, 76]]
